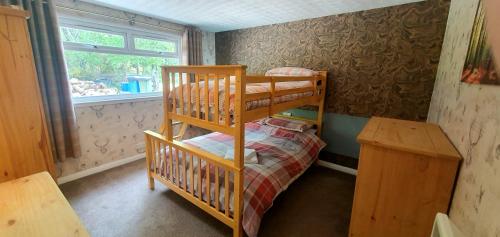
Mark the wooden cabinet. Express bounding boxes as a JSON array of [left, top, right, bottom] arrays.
[[349, 117, 461, 237], [0, 7, 55, 182]]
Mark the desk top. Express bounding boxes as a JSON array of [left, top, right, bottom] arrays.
[[357, 117, 461, 160], [0, 172, 89, 237]]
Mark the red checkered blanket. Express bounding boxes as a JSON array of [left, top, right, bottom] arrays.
[[186, 122, 325, 237]]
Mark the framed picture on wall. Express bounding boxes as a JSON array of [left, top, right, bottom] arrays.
[[461, 0, 499, 85]]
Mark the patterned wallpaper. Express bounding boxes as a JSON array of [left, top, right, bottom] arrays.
[[60, 100, 167, 176], [216, 0, 450, 121], [60, 100, 206, 177], [427, 0, 500, 236]]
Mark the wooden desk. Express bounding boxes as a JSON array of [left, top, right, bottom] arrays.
[[0, 172, 89, 237]]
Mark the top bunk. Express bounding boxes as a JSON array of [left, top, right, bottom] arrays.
[[161, 65, 327, 137]]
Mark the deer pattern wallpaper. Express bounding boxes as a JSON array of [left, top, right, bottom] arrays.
[[60, 100, 167, 177], [60, 100, 209, 177], [428, 0, 500, 235], [216, 0, 450, 121]]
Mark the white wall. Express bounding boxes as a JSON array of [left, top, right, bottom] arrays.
[[428, 0, 500, 236]]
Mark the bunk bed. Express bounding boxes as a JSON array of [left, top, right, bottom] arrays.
[[144, 65, 327, 237]]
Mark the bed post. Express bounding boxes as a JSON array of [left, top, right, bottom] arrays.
[[145, 133, 154, 190], [316, 71, 327, 137], [162, 67, 174, 140], [146, 66, 173, 190], [233, 65, 246, 237]]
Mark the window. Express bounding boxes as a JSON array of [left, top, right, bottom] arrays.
[[59, 18, 181, 103]]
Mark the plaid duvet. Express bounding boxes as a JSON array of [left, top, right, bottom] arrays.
[[155, 122, 325, 237]]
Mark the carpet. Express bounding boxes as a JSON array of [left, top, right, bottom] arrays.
[[60, 160, 356, 237]]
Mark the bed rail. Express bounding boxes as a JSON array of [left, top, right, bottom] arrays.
[[162, 65, 245, 135], [159, 65, 327, 135], [144, 131, 240, 229], [243, 72, 327, 135], [148, 65, 247, 237]]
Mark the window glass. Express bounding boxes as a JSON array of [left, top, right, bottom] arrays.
[[134, 37, 177, 53], [65, 50, 178, 97], [60, 26, 125, 48], [59, 21, 181, 100]]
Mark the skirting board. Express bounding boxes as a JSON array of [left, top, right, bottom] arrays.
[[317, 160, 357, 176], [57, 154, 145, 185], [57, 155, 353, 184]]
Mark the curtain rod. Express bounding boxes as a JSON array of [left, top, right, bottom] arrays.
[[55, 5, 185, 33]]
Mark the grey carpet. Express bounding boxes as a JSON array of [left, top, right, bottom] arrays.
[[60, 160, 356, 237]]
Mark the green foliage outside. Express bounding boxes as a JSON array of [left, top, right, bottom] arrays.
[[60, 27, 179, 93], [134, 38, 176, 52], [60, 27, 125, 48], [64, 50, 178, 91]]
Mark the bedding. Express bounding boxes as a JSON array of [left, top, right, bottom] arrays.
[[263, 117, 313, 132], [154, 122, 325, 237], [224, 148, 258, 164], [265, 67, 319, 77], [170, 79, 314, 117]]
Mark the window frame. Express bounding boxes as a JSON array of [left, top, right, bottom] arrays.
[[59, 17, 182, 105], [131, 34, 179, 56]]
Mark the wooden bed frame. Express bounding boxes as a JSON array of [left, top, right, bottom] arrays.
[[144, 65, 327, 237]]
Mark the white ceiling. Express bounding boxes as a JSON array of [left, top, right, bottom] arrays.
[[83, 0, 424, 32]]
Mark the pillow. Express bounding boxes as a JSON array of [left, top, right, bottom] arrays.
[[265, 67, 319, 77], [305, 128, 317, 134], [263, 117, 313, 132]]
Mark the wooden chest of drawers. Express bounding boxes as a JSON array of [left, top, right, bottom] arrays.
[[349, 117, 461, 237]]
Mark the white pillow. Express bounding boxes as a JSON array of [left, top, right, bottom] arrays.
[[263, 117, 313, 132]]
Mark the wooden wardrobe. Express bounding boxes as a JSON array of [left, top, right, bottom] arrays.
[[0, 7, 55, 182]]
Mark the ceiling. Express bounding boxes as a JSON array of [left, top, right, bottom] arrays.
[[83, 0, 424, 32]]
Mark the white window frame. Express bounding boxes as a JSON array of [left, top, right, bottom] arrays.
[[59, 17, 182, 105]]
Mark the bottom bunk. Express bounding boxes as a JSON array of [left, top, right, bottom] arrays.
[[145, 120, 326, 237]]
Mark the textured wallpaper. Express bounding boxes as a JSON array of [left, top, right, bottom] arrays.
[[60, 100, 208, 177], [60, 100, 166, 176], [428, 0, 500, 236], [216, 0, 450, 120]]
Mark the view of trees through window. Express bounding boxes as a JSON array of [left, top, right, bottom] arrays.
[[60, 25, 180, 98], [134, 37, 176, 52], [60, 26, 125, 48]]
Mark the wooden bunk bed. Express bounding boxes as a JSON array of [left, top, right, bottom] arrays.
[[144, 65, 327, 237]]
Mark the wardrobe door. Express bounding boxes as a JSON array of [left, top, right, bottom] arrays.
[[0, 7, 55, 182]]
